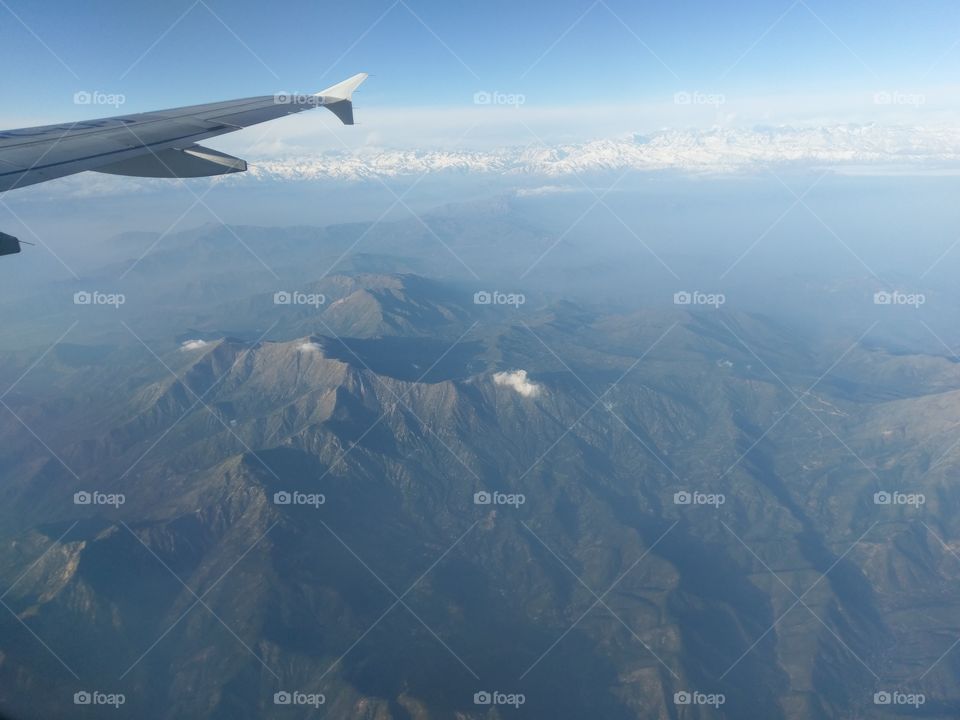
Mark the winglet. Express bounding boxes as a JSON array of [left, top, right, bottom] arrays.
[[317, 73, 368, 102], [316, 73, 368, 125]]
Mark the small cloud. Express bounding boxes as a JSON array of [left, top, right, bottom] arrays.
[[297, 341, 322, 353], [493, 369, 541, 397], [514, 185, 576, 197], [180, 339, 210, 351]]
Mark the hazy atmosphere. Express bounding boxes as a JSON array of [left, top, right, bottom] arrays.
[[2, 1, 960, 719]]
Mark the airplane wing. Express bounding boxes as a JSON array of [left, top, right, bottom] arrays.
[[0, 72, 368, 255]]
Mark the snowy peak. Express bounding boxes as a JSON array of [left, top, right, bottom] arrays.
[[236, 124, 960, 182]]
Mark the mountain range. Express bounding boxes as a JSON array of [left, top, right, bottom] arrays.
[[233, 125, 960, 181], [2, 252, 960, 717]]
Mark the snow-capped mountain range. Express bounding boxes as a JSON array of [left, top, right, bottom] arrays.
[[237, 124, 960, 182], [29, 123, 960, 200]]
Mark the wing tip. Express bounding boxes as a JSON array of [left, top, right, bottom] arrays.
[[316, 73, 368, 125], [316, 72, 369, 102]]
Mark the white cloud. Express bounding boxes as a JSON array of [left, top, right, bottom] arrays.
[[297, 341, 322, 353], [180, 339, 210, 351], [514, 185, 577, 197], [493, 369, 541, 398]]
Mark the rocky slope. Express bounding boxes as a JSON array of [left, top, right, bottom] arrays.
[[1, 274, 960, 718]]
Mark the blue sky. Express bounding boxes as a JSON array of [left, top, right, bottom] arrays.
[[2, 0, 960, 115], [1, 0, 960, 157]]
